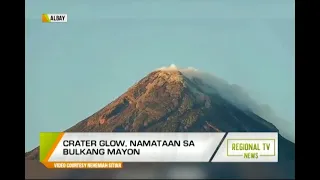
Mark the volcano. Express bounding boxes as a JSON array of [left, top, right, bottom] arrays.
[[25, 65, 295, 179]]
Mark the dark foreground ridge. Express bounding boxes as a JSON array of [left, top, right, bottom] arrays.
[[25, 70, 295, 179]]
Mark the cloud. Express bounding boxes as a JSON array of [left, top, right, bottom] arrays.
[[157, 65, 295, 142], [157, 64, 179, 71]]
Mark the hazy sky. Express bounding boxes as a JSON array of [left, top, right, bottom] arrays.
[[25, 0, 295, 151]]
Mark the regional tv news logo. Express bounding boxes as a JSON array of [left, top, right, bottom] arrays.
[[42, 14, 68, 23]]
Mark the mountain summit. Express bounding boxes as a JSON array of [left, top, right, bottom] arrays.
[[25, 65, 294, 161]]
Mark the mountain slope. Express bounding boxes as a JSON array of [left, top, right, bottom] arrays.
[[25, 66, 295, 162]]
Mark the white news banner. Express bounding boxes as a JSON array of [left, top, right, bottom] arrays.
[[40, 132, 278, 168]]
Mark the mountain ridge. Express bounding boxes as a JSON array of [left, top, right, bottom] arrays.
[[25, 66, 294, 162]]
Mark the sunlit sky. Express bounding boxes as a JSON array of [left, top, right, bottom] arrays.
[[25, 0, 295, 151]]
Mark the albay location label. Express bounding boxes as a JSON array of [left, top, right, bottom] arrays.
[[42, 14, 68, 23]]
